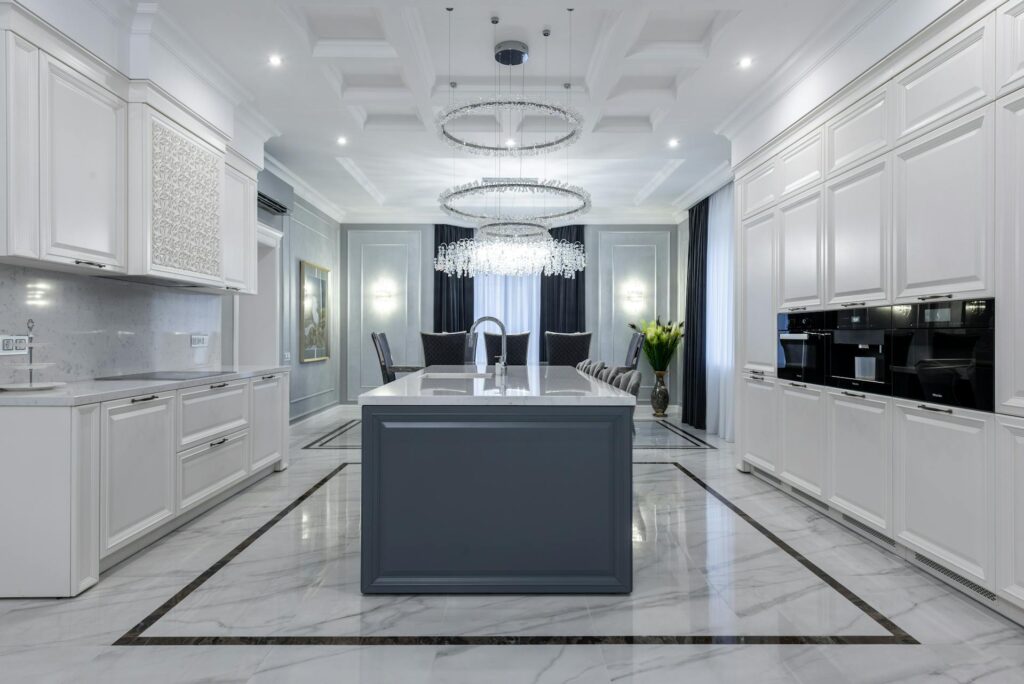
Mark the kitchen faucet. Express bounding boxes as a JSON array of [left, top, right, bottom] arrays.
[[469, 316, 507, 378]]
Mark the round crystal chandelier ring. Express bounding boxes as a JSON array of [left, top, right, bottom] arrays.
[[437, 99, 583, 157], [439, 179, 591, 225], [477, 222, 551, 241]]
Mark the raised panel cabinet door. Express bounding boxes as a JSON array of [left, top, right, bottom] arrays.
[[893, 400, 995, 588], [996, 91, 1024, 417], [177, 379, 250, 451], [996, 416, 1024, 609], [893, 106, 994, 302], [825, 157, 890, 306], [741, 211, 776, 374], [778, 129, 824, 199], [740, 161, 777, 219], [2, 32, 40, 258], [826, 390, 892, 535], [893, 15, 995, 143], [177, 431, 250, 514], [777, 188, 823, 311], [100, 392, 176, 555], [779, 382, 826, 499], [39, 54, 126, 271], [997, 0, 1024, 95], [825, 86, 890, 177], [251, 374, 284, 471], [222, 164, 256, 293], [740, 375, 778, 473]]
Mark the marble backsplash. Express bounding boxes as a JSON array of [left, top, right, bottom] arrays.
[[0, 263, 223, 384]]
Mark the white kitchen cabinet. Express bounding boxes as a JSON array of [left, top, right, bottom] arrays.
[[739, 161, 777, 219], [740, 374, 778, 474], [776, 188, 823, 312], [100, 392, 176, 556], [893, 15, 995, 143], [779, 381, 826, 499], [893, 399, 995, 588], [996, 90, 1024, 417], [39, 52, 126, 272], [824, 157, 890, 306], [997, 0, 1024, 95], [826, 389, 892, 535], [778, 129, 824, 199], [222, 162, 257, 293], [0, 31, 39, 259], [825, 85, 890, 177], [178, 430, 250, 514], [996, 415, 1024, 610], [892, 105, 994, 303], [251, 373, 286, 471], [740, 210, 776, 374], [177, 379, 250, 451]]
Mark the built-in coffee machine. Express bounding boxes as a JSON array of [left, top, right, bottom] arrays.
[[825, 306, 893, 394], [777, 312, 828, 384]]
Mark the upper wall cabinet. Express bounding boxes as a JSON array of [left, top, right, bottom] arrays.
[[128, 103, 225, 287], [39, 53, 126, 272], [777, 188, 823, 312], [997, 0, 1024, 95], [825, 86, 890, 177], [892, 105, 994, 303], [777, 129, 824, 199], [824, 157, 890, 307], [893, 15, 995, 144], [222, 161, 257, 294], [740, 210, 776, 374], [1, 32, 40, 259], [996, 89, 1024, 417], [739, 161, 777, 219]]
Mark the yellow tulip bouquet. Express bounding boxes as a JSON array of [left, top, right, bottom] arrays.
[[628, 317, 683, 372]]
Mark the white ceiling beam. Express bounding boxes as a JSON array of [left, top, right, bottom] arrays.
[[583, 9, 650, 132], [377, 6, 437, 132], [312, 39, 398, 60], [634, 159, 685, 206], [337, 157, 387, 205], [626, 41, 707, 64]]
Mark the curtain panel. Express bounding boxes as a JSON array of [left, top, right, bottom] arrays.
[[539, 225, 586, 362], [705, 183, 735, 441], [682, 200, 709, 429], [433, 224, 475, 333]]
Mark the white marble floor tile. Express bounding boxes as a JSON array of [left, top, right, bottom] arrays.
[[429, 645, 612, 684], [249, 646, 436, 684]]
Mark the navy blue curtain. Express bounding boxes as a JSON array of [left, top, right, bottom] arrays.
[[539, 225, 586, 362], [682, 200, 708, 429], [433, 225, 474, 333]]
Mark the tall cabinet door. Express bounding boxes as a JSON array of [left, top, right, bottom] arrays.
[[824, 158, 890, 306], [778, 382, 826, 499], [740, 375, 777, 474], [826, 390, 892, 535], [776, 188, 823, 312], [39, 53, 127, 272], [892, 106, 994, 303], [996, 91, 1024, 417], [996, 415, 1024, 610], [222, 164, 256, 293], [1, 32, 40, 258], [740, 211, 776, 374]]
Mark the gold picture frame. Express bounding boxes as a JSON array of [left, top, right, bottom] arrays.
[[299, 260, 330, 363]]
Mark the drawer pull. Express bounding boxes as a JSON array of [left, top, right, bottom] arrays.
[[749, 369, 765, 375], [261, 375, 276, 380], [918, 403, 953, 414], [788, 382, 807, 388], [840, 302, 866, 308], [917, 294, 953, 301], [209, 382, 228, 389], [131, 394, 159, 403], [841, 391, 866, 399], [74, 259, 107, 269], [209, 437, 228, 448], [787, 306, 807, 312]]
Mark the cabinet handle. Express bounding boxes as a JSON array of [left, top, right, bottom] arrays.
[[787, 306, 807, 312], [209, 382, 228, 389], [841, 390, 866, 399], [261, 375, 276, 380], [225, 286, 241, 292], [788, 382, 807, 388], [748, 369, 765, 375], [840, 302, 866, 308], [747, 375, 766, 383], [917, 294, 953, 301], [209, 437, 228, 448], [918, 403, 953, 414], [74, 259, 107, 269], [131, 394, 159, 403]]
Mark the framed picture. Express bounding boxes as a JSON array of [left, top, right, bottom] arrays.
[[299, 260, 330, 363]]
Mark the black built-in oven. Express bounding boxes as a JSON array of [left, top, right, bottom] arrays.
[[889, 298, 994, 411], [777, 312, 828, 384], [826, 306, 893, 394]]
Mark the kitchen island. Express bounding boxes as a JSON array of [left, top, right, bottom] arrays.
[[358, 365, 635, 594]]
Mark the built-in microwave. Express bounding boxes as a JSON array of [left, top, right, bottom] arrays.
[[777, 312, 828, 384], [825, 306, 893, 394]]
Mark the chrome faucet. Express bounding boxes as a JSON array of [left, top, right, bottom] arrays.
[[469, 316, 507, 378]]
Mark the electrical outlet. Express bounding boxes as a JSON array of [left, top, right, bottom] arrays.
[[283, 351, 292, 362], [190, 334, 209, 348], [0, 335, 29, 356]]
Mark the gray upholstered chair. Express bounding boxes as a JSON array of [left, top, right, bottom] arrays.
[[586, 361, 606, 377], [545, 331, 592, 366], [371, 332, 422, 384], [484, 332, 530, 365], [421, 331, 470, 366], [576, 358, 591, 371], [623, 331, 646, 370]]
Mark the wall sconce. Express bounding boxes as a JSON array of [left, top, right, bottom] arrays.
[[372, 279, 397, 314], [623, 281, 645, 314]]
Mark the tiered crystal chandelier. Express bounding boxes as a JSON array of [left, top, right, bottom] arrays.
[[434, 8, 588, 278]]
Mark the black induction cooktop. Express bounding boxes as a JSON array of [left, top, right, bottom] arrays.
[[95, 371, 232, 381]]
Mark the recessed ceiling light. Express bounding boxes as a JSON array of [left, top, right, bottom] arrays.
[[268, 53, 283, 67], [336, 136, 348, 146], [668, 138, 679, 148], [505, 138, 517, 147], [738, 56, 753, 69]]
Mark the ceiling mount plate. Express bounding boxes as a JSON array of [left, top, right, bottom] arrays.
[[495, 40, 529, 66]]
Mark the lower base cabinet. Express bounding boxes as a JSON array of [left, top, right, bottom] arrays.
[[826, 390, 892, 535], [251, 373, 286, 471], [996, 415, 1024, 610], [779, 382, 826, 499], [893, 399, 995, 588], [178, 430, 250, 513], [741, 375, 778, 473]]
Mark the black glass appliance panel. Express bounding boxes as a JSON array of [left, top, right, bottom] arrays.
[[777, 312, 828, 384], [825, 306, 893, 392]]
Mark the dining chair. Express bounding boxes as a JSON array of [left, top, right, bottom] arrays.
[[371, 332, 422, 384], [421, 331, 471, 366], [545, 331, 592, 366], [484, 332, 530, 365]]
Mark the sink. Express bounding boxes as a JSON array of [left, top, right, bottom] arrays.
[[420, 372, 493, 380]]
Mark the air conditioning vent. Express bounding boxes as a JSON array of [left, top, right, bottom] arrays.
[[752, 468, 781, 485], [841, 514, 896, 546], [257, 191, 289, 215], [913, 553, 996, 600], [790, 486, 828, 510]]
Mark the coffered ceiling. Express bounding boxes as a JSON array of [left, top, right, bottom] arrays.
[[157, 0, 872, 224]]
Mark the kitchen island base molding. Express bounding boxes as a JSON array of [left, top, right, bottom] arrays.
[[360, 404, 633, 594]]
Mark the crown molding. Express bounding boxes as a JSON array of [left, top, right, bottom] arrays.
[[634, 159, 685, 206], [337, 158, 386, 206], [669, 160, 732, 223], [264, 154, 347, 224]]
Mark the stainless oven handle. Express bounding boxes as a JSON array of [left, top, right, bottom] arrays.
[[779, 333, 810, 340], [917, 294, 953, 301], [841, 391, 866, 399], [918, 403, 953, 414]]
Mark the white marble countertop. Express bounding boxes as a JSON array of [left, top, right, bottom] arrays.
[[358, 365, 637, 406], [0, 365, 290, 407]]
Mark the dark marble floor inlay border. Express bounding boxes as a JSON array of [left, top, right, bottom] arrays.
[[114, 461, 917, 647], [302, 419, 361, 449]]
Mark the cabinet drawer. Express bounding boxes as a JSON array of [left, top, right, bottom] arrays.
[[177, 379, 250, 450], [178, 431, 250, 513]]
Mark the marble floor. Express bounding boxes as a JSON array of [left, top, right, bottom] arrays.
[[2, 405, 1023, 682]]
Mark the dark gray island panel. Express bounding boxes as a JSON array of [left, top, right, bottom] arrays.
[[361, 404, 633, 593]]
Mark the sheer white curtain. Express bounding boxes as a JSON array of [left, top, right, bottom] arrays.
[[473, 274, 541, 364], [705, 182, 735, 441]]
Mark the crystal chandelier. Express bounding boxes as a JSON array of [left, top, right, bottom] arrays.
[[437, 98, 583, 157], [435, 232, 586, 279], [439, 178, 591, 227]]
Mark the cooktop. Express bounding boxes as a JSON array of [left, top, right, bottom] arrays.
[[94, 371, 232, 381]]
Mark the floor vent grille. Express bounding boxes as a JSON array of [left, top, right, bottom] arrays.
[[752, 468, 781, 486], [913, 553, 997, 601], [790, 487, 828, 510], [841, 514, 896, 546]]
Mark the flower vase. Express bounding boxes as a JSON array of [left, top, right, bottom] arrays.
[[650, 371, 669, 417]]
